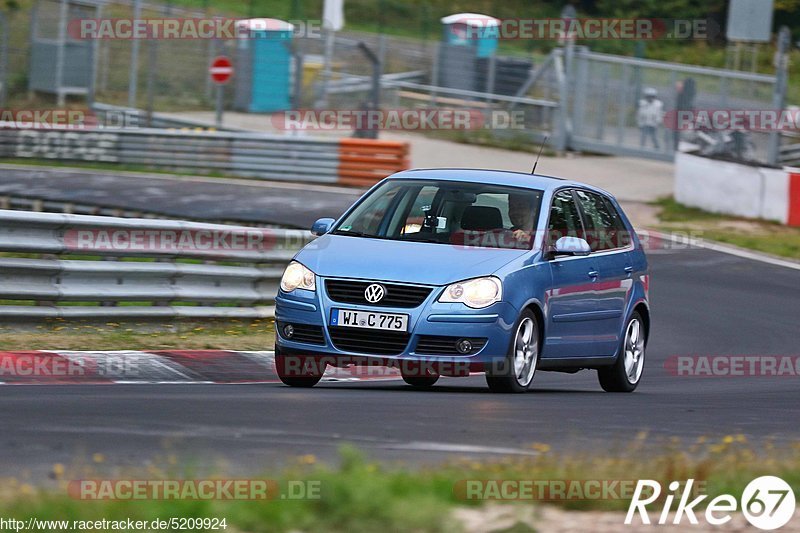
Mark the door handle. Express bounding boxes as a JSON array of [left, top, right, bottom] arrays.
[[588, 270, 599, 279], [624, 266, 634, 276]]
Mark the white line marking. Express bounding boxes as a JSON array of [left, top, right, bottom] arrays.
[[113, 381, 216, 385], [389, 441, 538, 456], [644, 229, 800, 271]]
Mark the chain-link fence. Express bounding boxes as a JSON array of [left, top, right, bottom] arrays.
[[568, 48, 780, 164], [0, 0, 790, 166], [3, 0, 221, 111], [94, 0, 218, 111]]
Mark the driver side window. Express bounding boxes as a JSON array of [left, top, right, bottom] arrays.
[[547, 190, 584, 247]]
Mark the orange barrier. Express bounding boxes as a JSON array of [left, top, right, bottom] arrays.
[[338, 138, 410, 187]]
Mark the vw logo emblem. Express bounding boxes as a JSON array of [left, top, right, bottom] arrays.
[[364, 283, 385, 303]]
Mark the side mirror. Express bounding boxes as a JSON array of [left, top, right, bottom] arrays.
[[553, 236, 591, 257], [311, 218, 336, 236]]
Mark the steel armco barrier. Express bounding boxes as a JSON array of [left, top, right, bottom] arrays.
[[0, 209, 313, 318], [0, 127, 409, 186]]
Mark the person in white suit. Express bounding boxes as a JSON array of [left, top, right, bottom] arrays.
[[637, 87, 664, 149]]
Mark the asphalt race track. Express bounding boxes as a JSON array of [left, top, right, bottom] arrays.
[[1, 245, 798, 478], [0, 165, 362, 228]]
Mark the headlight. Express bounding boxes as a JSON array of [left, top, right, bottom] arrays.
[[439, 277, 502, 309], [280, 261, 316, 292]]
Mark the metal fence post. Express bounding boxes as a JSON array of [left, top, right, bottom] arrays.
[[552, 49, 569, 153], [88, 3, 101, 106], [0, 11, 8, 108], [145, 38, 157, 126], [356, 41, 381, 140], [27, 0, 38, 98], [293, 48, 304, 109], [318, 29, 336, 108], [54, 0, 68, 106], [768, 26, 790, 167], [203, 0, 212, 101], [145, 2, 167, 126], [485, 54, 496, 103], [128, 0, 142, 108], [429, 42, 439, 107]]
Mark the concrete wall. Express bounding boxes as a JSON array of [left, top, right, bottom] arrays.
[[675, 152, 799, 226]]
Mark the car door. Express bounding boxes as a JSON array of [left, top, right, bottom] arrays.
[[573, 189, 634, 356], [544, 189, 603, 358]]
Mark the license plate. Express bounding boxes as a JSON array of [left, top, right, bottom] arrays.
[[330, 309, 409, 332]]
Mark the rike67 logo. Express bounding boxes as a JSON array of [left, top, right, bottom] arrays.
[[626, 476, 796, 530]]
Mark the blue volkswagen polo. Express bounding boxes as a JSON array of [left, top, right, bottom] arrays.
[[275, 169, 649, 393]]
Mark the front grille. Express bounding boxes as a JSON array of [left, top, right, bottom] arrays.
[[277, 322, 325, 345], [328, 326, 410, 355], [325, 279, 433, 308], [415, 336, 488, 355]]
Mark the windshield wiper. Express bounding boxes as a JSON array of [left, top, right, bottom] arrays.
[[401, 235, 444, 244], [331, 230, 384, 239]]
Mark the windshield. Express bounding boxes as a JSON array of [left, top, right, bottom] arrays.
[[333, 179, 544, 249]]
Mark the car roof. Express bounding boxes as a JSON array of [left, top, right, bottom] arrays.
[[390, 168, 615, 198]]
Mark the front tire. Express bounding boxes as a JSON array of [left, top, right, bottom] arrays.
[[401, 362, 439, 388], [274, 346, 325, 388], [401, 375, 439, 388], [485, 309, 539, 393], [597, 312, 646, 392]]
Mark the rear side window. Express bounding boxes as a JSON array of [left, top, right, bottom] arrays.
[[574, 190, 629, 251], [547, 190, 584, 245]]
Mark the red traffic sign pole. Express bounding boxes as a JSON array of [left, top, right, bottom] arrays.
[[209, 56, 233, 129]]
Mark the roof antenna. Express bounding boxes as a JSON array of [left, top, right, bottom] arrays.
[[531, 136, 549, 175]]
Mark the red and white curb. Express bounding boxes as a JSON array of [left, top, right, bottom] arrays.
[[0, 350, 401, 385]]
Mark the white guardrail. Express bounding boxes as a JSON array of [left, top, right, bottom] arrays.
[[0, 126, 342, 183], [0, 210, 312, 318]]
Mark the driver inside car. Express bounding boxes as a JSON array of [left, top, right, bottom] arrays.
[[508, 193, 534, 246]]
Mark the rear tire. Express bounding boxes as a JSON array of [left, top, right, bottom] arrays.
[[485, 309, 539, 393], [598, 312, 646, 393], [274, 346, 325, 388]]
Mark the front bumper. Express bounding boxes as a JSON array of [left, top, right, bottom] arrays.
[[274, 278, 518, 367]]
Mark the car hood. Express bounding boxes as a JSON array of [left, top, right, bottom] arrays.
[[295, 235, 528, 286]]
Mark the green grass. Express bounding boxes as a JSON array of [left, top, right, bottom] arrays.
[[1, 441, 799, 532], [654, 197, 800, 260], [0, 318, 276, 350]]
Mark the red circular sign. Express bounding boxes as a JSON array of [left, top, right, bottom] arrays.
[[209, 56, 233, 84]]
